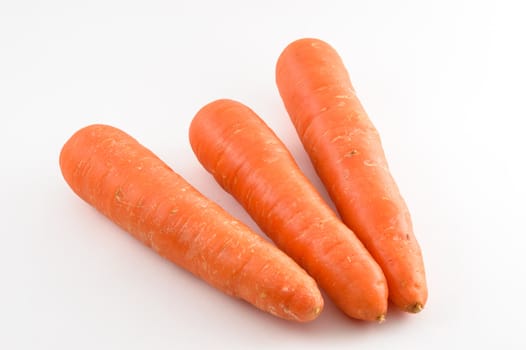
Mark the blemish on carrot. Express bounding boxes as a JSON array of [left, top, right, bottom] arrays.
[[115, 188, 123, 202], [344, 149, 359, 158]]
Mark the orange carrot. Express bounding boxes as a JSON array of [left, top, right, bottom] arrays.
[[59, 124, 323, 322], [189, 99, 388, 321], [276, 38, 428, 312]]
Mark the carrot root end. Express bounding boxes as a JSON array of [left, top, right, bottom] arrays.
[[310, 306, 322, 320], [407, 303, 424, 313]]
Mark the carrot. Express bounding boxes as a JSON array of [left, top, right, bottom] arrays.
[[189, 99, 388, 321], [275, 38, 428, 313], [59, 124, 323, 322]]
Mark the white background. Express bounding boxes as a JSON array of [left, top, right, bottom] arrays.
[[1, 0, 525, 348]]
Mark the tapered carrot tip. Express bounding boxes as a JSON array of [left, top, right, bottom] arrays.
[[407, 303, 424, 314], [306, 305, 323, 321], [281, 287, 324, 322]]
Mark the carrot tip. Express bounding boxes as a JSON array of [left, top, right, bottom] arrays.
[[376, 314, 386, 324], [407, 303, 424, 313], [312, 306, 322, 319]]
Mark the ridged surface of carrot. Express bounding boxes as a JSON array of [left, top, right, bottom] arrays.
[[190, 100, 388, 321], [59, 124, 323, 322], [276, 38, 427, 312]]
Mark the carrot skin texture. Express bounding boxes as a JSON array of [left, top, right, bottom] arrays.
[[189, 100, 388, 321], [276, 38, 428, 312], [59, 124, 323, 322]]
